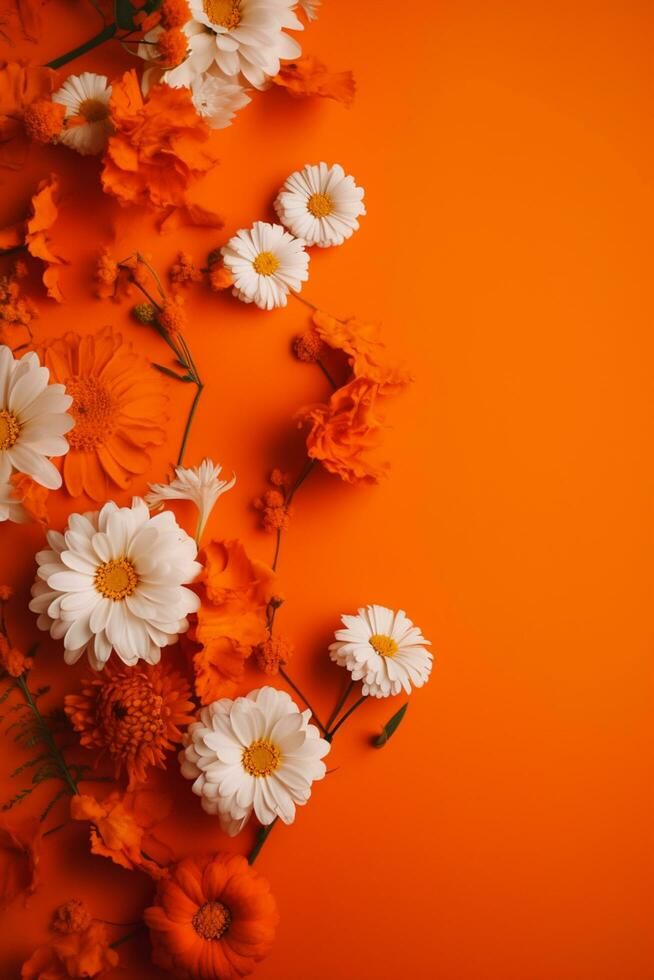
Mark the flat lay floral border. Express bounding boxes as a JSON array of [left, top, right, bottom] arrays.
[[0, 2, 433, 977]]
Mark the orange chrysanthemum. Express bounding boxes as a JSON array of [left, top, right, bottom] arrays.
[[312, 309, 413, 394], [193, 540, 277, 704], [144, 853, 278, 980], [102, 70, 222, 223], [160, 0, 190, 28], [70, 789, 172, 879], [25, 174, 66, 302], [298, 377, 389, 484], [41, 325, 168, 500], [23, 98, 65, 144], [157, 27, 188, 67], [0, 62, 56, 168], [64, 660, 195, 788], [272, 55, 356, 106], [21, 905, 118, 979], [0, 817, 40, 911]]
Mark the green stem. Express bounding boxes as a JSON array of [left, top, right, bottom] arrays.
[[327, 695, 368, 741], [325, 679, 354, 732], [15, 675, 79, 796], [177, 381, 204, 466], [110, 926, 144, 949], [271, 459, 316, 571], [248, 819, 278, 864], [46, 22, 117, 70], [278, 667, 328, 736]]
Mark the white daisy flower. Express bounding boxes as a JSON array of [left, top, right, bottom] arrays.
[[181, 686, 330, 836], [0, 346, 73, 491], [52, 72, 112, 156], [146, 459, 236, 540], [173, 0, 303, 90], [29, 498, 202, 671], [298, 0, 320, 21], [274, 162, 366, 248], [221, 221, 309, 310], [329, 604, 432, 698]]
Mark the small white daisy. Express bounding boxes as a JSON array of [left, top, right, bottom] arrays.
[[329, 604, 432, 698], [181, 686, 330, 836], [29, 498, 202, 671], [187, 68, 251, 128], [298, 0, 320, 21], [52, 72, 112, 156], [221, 221, 309, 310], [0, 346, 73, 491], [274, 162, 366, 248], [177, 0, 303, 90], [146, 459, 236, 540]]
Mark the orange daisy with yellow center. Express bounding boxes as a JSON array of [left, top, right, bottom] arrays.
[[64, 661, 195, 789], [42, 325, 168, 500]]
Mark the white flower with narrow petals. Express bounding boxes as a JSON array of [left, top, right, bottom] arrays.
[[173, 0, 303, 90], [221, 221, 309, 310], [298, 0, 320, 21], [52, 72, 112, 155], [329, 604, 432, 698], [275, 162, 366, 248], [180, 686, 330, 835], [0, 346, 73, 493], [146, 459, 236, 540], [29, 498, 201, 671]]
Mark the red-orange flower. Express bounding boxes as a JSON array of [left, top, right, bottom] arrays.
[[70, 789, 172, 879], [0, 634, 34, 677], [193, 540, 277, 704], [21, 905, 118, 979], [23, 98, 65, 144], [102, 70, 222, 224], [298, 377, 389, 484], [144, 853, 278, 980], [25, 174, 66, 302], [0, 817, 40, 910], [41, 325, 169, 500], [64, 661, 195, 788], [157, 27, 189, 67], [0, 62, 56, 168], [208, 258, 234, 291], [312, 310, 413, 394], [272, 55, 356, 106]]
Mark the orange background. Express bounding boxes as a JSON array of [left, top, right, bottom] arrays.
[[0, 1, 652, 977]]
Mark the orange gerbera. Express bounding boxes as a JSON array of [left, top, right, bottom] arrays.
[[21, 903, 118, 979], [193, 540, 277, 704], [0, 817, 40, 910], [101, 70, 222, 225], [144, 853, 278, 980], [298, 377, 390, 484], [272, 54, 356, 106], [70, 789, 172, 879], [41, 325, 168, 500], [64, 661, 195, 788], [0, 61, 56, 168], [312, 309, 413, 395]]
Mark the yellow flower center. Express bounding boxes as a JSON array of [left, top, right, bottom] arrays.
[[0, 410, 20, 450], [66, 376, 116, 451], [78, 98, 109, 123], [94, 559, 138, 601], [203, 0, 241, 29], [369, 634, 398, 657], [192, 901, 232, 940], [252, 251, 280, 277], [307, 192, 334, 218], [242, 738, 281, 777]]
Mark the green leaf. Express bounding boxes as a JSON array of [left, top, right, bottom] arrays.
[[115, 0, 136, 30], [374, 703, 408, 748], [1, 786, 34, 811], [10, 752, 50, 779]]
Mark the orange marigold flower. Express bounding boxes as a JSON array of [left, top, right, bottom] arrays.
[[25, 173, 66, 302], [207, 258, 234, 291], [272, 55, 356, 106], [0, 634, 33, 677], [0, 62, 57, 168], [133, 8, 161, 30], [102, 71, 221, 221], [93, 247, 119, 300], [193, 540, 277, 704], [23, 98, 65, 144], [269, 468, 290, 489], [297, 377, 389, 484], [253, 488, 291, 533], [292, 329, 324, 363], [70, 789, 172, 880], [157, 27, 188, 67], [64, 660, 195, 789], [144, 853, 278, 980], [312, 309, 412, 394], [160, 0, 190, 28], [52, 900, 92, 935], [0, 817, 41, 911], [253, 635, 293, 676], [169, 250, 201, 287], [158, 297, 187, 339], [41, 325, 168, 501], [21, 913, 119, 979], [10, 474, 49, 526]]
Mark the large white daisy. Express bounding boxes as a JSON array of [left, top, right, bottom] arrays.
[[0, 346, 73, 491], [221, 221, 309, 310], [29, 498, 201, 671], [52, 72, 112, 156], [298, 0, 320, 21], [170, 0, 303, 90], [329, 604, 432, 698], [180, 686, 330, 835], [274, 162, 366, 248], [146, 458, 236, 540]]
